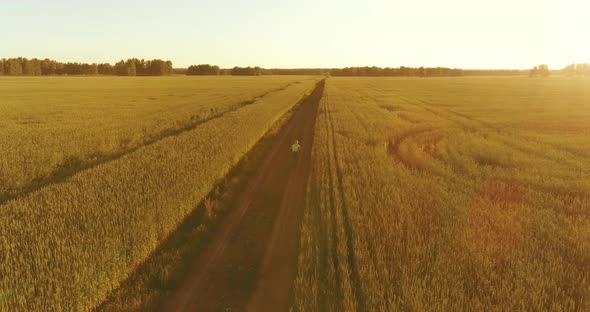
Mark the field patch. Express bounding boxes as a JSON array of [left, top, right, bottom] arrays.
[[0, 76, 318, 311], [295, 77, 590, 311], [0, 76, 316, 204]]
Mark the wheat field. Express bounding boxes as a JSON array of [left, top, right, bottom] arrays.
[[0, 75, 311, 203], [0, 76, 317, 311], [294, 77, 590, 311]]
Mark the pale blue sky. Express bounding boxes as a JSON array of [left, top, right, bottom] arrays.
[[1, 0, 588, 69]]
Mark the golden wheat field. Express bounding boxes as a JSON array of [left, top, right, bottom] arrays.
[[294, 77, 590, 311], [0, 76, 311, 203], [0, 76, 318, 311]]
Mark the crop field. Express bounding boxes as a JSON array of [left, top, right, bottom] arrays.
[[294, 77, 590, 311], [0, 75, 311, 203], [0, 76, 318, 311]]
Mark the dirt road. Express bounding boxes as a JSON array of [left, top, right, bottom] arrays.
[[159, 80, 324, 311]]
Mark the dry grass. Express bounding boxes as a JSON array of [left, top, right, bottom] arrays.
[[294, 77, 590, 311]]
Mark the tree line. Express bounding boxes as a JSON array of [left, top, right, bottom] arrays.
[[181, 65, 463, 77], [562, 63, 590, 77], [191, 64, 587, 77], [463, 69, 523, 76], [330, 66, 463, 77], [184, 65, 323, 76], [269, 68, 326, 75], [231, 66, 264, 76], [4, 57, 586, 78], [186, 64, 220, 75], [185, 65, 267, 76], [0, 57, 173, 76], [529, 64, 550, 77]]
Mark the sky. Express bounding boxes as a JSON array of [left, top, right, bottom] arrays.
[[1, 0, 589, 69]]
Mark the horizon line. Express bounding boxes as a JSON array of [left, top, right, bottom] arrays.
[[2, 56, 580, 71]]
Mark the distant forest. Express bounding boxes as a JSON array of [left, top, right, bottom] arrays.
[[330, 66, 463, 77], [2, 57, 588, 77], [561, 63, 590, 77], [0, 58, 173, 76]]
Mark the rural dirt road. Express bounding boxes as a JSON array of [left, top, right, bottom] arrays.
[[159, 79, 324, 311]]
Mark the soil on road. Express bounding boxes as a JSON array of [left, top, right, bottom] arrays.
[[159, 79, 324, 312]]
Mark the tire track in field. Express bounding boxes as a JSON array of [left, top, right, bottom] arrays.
[[324, 91, 344, 311], [304, 97, 330, 311], [325, 89, 367, 312], [387, 127, 448, 169], [0, 82, 299, 206], [393, 94, 587, 173]]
